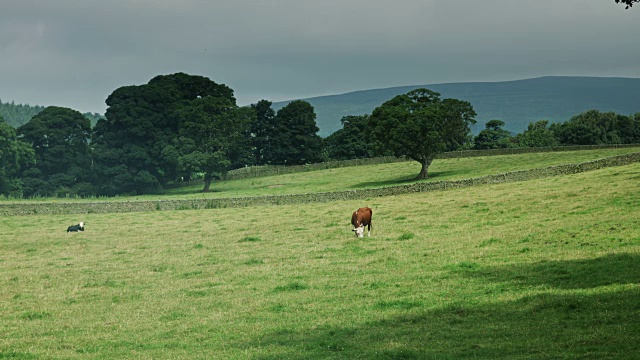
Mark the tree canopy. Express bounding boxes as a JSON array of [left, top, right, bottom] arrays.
[[323, 115, 373, 160], [5, 71, 640, 198], [92, 73, 237, 195], [551, 110, 640, 145], [250, 100, 277, 165], [368, 89, 476, 179], [0, 99, 45, 128], [0, 116, 35, 197], [269, 100, 323, 165], [474, 119, 514, 150], [514, 120, 559, 148], [17, 106, 92, 197], [177, 96, 253, 192]]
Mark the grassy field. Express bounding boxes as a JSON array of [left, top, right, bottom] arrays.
[[165, 147, 640, 198], [1, 155, 639, 358], [2, 147, 639, 203]]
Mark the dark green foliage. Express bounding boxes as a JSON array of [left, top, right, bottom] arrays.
[[177, 96, 253, 192], [92, 73, 236, 195], [0, 99, 45, 128], [323, 115, 374, 160], [368, 88, 476, 178], [0, 99, 102, 128], [250, 100, 277, 165], [513, 120, 559, 148], [551, 110, 640, 145], [0, 116, 35, 197], [269, 100, 323, 165], [473, 120, 514, 150], [82, 112, 105, 127], [17, 107, 92, 197]]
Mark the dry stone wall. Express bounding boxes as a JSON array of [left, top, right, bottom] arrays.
[[224, 144, 640, 180], [2, 151, 639, 216]]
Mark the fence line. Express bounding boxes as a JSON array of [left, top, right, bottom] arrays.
[[223, 144, 640, 181], [2, 151, 639, 216]]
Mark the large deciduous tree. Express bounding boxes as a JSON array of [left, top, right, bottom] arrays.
[[367, 89, 476, 179], [92, 73, 236, 195], [17, 107, 92, 197], [0, 116, 34, 197], [323, 115, 373, 160], [177, 97, 253, 192], [269, 100, 323, 165]]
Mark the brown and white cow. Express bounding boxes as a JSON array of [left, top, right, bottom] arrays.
[[351, 207, 372, 238]]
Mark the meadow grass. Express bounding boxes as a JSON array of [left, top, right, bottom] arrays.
[[1, 161, 639, 358], [3, 147, 639, 203], [165, 147, 640, 198]]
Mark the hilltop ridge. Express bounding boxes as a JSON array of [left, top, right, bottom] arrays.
[[273, 76, 640, 137]]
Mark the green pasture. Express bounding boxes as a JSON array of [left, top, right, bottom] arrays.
[[162, 147, 640, 198], [2, 147, 639, 203], [1, 156, 639, 358]]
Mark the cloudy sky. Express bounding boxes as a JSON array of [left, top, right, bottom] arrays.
[[1, 0, 638, 114]]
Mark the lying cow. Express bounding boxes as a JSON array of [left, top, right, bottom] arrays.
[[67, 222, 85, 233], [351, 207, 372, 238]]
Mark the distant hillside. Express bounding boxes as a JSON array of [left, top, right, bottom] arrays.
[[273, 76, 640, 137], [0, 99, 45, 127], [0, 100, 104, 127]]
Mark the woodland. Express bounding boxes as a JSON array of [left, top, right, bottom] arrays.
[[1, 73, 639, 198]]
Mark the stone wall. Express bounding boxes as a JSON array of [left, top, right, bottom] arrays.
[[224, 144, 640, 180], [2, 151, 639, 216]]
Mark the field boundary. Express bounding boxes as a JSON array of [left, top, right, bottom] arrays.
[[2, 151, 639, 216], [222, 144, 640, 180]]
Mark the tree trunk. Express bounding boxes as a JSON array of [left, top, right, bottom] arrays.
[[202, 173, 212, 193], [416, 157, 433, 179], [202, 180, 211, 193]]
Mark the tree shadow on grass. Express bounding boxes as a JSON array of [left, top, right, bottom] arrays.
[[237, 253, 640, 359], [349, 170, 458, 189], [467, 252, 640, 290]]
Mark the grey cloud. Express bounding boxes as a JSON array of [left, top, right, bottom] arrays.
[[0, 0, 638, 113]]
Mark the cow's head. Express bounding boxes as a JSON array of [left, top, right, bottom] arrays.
[[79, 222, 84, 228], [352, 225, 365, 238]]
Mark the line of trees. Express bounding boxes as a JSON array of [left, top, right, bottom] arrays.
[[1, 73, 639, 198], [1, 73, 326, 197], [0, 99, 45, 128], [326, 94, 640, 179], [472, 110, 640, 150], [0, 99, 104, 128]]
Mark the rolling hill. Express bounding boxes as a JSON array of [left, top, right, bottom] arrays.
[[273, 76, 640, 137]]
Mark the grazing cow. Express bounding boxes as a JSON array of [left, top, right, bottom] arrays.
[[67, 222, 85, 233], [351, 207, 372, 238]]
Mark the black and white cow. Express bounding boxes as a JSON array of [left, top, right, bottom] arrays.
[[67, 222, 85, 233]]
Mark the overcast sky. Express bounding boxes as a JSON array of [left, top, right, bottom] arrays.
[[1, 0, 638, 114]]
